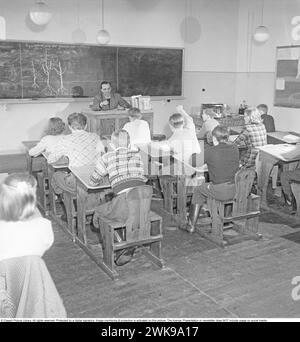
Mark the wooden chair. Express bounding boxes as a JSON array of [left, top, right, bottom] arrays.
[[61, 190, 105, 242], [36, 170, 50, 215], [198, 168, 261, 247], [160, 173, 205, 227], [94, 185, 164, 279], [291, 181, 300, 217]]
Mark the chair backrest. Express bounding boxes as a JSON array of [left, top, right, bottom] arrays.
[[232, 168, 256, 216], [125, 185, 153, 242]]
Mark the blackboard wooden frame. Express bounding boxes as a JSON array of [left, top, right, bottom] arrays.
[[0, 39, 184, 102], [274, 45, 300, 108]]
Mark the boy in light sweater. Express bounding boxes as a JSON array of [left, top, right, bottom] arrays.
[[123, 107, 151, 148]]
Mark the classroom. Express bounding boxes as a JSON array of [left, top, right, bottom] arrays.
[[1, 0, 300, 322]]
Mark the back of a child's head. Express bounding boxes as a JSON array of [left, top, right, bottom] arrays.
[[169, 113, 184, 129], [257, 104, 268, 114], [202, 108, 215, 119], [111, 129, 130, 148], [67, 112, 87, 130], [128, 107, 142, 120], [245, 108, 262, 124], [0, 173, 37, 222], [46, 117, 66, 135], [212, 125, 229, 143]]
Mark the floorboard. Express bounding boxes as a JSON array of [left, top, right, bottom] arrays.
[[43, 199, 300, 319]]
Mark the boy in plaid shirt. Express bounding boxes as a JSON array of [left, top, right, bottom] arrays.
[[233, 108, 267, 168], [49, 112, 104, 195]]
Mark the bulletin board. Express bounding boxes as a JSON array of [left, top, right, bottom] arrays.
[[274, 45, 300, 108]]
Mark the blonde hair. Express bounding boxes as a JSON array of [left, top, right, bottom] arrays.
[[245, 108, 262, 124], [128, 107, 142, 120], [0, 173, 37, 222], [202, 108, 216, 119], [169, 113, 184, 128], [111, 129, 130, 148]]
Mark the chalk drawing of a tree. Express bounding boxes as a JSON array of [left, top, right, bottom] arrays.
[[53, 60, 68, 95], [31, 60, 39, 89], [9, 64, 17, 81], [41, 49, 56, 96]]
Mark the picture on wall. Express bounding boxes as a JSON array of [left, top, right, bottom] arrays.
[[274, 45, 300, 108]]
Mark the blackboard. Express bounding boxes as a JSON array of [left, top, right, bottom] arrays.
[[118, 47, 183, 97], [274, 45, 300, 108], [0, 40, 183, 99]]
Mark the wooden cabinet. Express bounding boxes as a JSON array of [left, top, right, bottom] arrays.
[[82, 109, 153, 138]]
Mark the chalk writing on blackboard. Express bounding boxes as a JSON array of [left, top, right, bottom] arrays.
[[0, 40, 183, 99]]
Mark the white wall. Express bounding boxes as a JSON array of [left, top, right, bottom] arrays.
[[0, 0, 240, 151], [182, 0, 239, 112], [236, 0, 300, 130]]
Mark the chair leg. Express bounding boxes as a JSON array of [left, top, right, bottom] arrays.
[[291, 183, 300, 216], [102, 224, 115, 276]]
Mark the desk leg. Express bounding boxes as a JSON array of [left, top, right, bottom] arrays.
[[25, 153, 33, 174], [48, 165, 57, 216], [76, 182, 88, 245], [257, 156, 276, 208], [177, 176, 187, 224]]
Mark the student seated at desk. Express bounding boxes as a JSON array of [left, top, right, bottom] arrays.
[[90, 130, 148, 266], [167, 105, 201, 165], [197, 108, 220, 144], [185, 126, 239, 233], [257, 104, 275, 133], [29, 117, 66, 157], [233, 108, 267, 168], [123, 107, 151, 147], [280, 163, 300, 211], [48, 112, 104, 196]]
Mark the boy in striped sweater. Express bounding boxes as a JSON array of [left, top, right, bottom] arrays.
[[90, 130, 149, 266]]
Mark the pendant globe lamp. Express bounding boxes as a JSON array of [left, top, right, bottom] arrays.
[[29, 0, 52, 26], [253, 0, 270, 42], [96, 0, 110, 44]]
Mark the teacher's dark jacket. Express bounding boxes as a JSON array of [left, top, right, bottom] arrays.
[[91, 92, 131, 111]]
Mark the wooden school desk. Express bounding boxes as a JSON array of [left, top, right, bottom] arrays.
[[257, 144, 300, 208], [266, 131, 300, 145], [137, 142, 205, 227], [82, 109, 154, 138], [69, 164, 111, 245], [22, 140, 45, 174], [43, 152, 69, 217]]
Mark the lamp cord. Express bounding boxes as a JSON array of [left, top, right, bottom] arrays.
[[261, 0, 264, 25], [101, 0, 105, 30]]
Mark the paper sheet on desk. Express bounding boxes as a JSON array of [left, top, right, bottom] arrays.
[[228, 135, 238, 142], [282, 134, 300, 143]]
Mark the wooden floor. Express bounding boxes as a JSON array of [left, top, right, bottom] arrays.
[[44, 199, 300, 319]]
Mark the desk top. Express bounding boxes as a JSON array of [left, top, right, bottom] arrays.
[[257, 144, 300, 162], [42, 152, 69, 169], [137, 142, 207, 175], [82, 108, 153, 117], [136, 142, 173, 158], [69, 164, 111, 189], [22, 140, 39, 151], [267, 131, 300, 144]]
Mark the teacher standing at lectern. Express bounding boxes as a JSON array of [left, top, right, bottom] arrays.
[[91, 81, 131, 111]]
